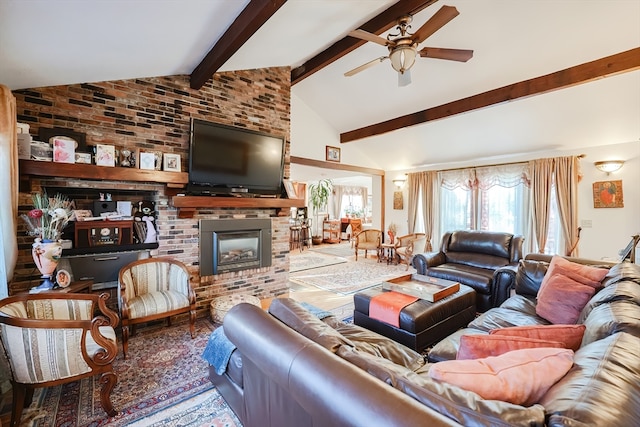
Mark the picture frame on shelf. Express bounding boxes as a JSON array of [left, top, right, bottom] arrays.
[[95, 144, 116, 167], [39, 127, 87, 153], [52, 136, 75, 164], [74, 152, 92, 164], [139, 151, 156, 170], [163, 153, 181, 172], [326, 145, 341, 163], [283, 179, 298, 199]]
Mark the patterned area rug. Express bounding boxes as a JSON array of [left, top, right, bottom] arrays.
[[290, 251, 348, 272], [20, 318, 240, 426], [291, 258, 414, 295], [310, 244, 355, 258], [128, 388, 240, 426]]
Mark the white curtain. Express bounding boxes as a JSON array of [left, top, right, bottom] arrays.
[[0, 84, 19, 298]]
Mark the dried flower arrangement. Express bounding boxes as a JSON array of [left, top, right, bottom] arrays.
[[21, 192, 73, 241]]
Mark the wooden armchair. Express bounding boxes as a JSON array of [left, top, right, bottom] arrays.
[[354, 229, 382, 261], [118, 258, 196, 358], [395, 233, 428, 270], [0, 293, 119, 426]]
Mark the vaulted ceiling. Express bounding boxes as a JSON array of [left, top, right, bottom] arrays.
[[1, 0, 638, 175]]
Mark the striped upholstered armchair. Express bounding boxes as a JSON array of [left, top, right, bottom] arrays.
[[0, 293, 119, 426], [118, 258, 196, 358]]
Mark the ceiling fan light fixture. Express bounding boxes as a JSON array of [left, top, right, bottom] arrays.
[[389, 45, 416, 74]]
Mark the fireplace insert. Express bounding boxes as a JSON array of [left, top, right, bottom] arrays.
[[200, 218, 272, 275]]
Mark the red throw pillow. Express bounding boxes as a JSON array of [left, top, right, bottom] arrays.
[[456, 334, 564, 360], [543, 256, 609, 289], [536, 273, 596, 324], [490, 324, 586, 351], [430, 348, 574, 406]]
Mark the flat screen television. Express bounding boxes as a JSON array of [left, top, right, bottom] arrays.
[[188, 119, 285, 196]]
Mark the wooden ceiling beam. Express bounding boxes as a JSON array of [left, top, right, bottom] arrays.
[[190, 0, 287, 90], [291, 0, 439, 85], [341, 47, 640, 143]]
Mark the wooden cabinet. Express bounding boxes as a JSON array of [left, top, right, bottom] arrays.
[[322, 220, 341, 244]]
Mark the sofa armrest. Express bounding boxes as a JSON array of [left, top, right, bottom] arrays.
[[412, 252, 446, 274], [491, 265, 518, 307]]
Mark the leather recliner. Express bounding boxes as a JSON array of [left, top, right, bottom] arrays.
[[413, 230, 524, 312]]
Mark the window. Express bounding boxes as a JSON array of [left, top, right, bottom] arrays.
[[440, 187, 472, 233]]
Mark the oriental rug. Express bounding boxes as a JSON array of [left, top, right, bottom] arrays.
[[290, 257, 414, 295], [289, 251, 348, 273], [19, 318, 240, 426]]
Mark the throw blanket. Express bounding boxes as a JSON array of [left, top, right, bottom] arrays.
[[202, 327, 236, 375], [369, 291, 418, 328], [202, 302, 335, 374]]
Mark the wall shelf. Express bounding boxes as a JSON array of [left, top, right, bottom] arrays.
[[171, 195, 305, 218], [19, 159, 188, 187]]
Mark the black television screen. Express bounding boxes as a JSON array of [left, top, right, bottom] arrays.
[[188, 119, 285, 196]]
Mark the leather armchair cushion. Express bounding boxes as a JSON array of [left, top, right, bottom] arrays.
[[541, 332, 640, 427], [337, 346, 547, 427], [445, 252, 510, 271], [447, 230, 513, 259], [426, 264, 494, 294]]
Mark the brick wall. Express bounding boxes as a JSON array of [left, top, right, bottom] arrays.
[[13, 68, 293, 316]]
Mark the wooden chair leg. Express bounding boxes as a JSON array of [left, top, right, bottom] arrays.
[[99, 371, 118, 417], [167, 316, 172, 327], [190, 309, 196, 338], [10, 382, 26, 427], [122, 324, 130, 359]]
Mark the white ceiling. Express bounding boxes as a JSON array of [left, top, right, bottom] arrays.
[[1, 0, 639, 178]]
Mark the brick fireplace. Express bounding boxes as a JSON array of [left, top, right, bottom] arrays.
[[12, 66, 294, 317]]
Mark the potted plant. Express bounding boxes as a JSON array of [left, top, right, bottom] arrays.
[[308, 179, 333, 245]]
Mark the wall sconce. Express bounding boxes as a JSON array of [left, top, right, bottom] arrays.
[[594, 160, 624, 174], [392, 177, 406, 189]]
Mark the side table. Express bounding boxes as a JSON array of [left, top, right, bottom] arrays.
[[379, 243, 396, 264]]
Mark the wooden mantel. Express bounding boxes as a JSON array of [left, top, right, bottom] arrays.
[[171, 195, 305, 218]]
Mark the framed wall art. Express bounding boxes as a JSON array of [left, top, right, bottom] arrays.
[[592, 180, 624, 208], [283, 179, 298, 199], [139, 152, 156, 170], [95, 144, 115, 167], [393, 191, 404, 210], [163, 153, 181, 172], [326, 145, 340, 162]]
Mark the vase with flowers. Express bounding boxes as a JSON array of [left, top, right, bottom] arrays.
[[387, 222, 397, 244], [21, 192, 73, 291]]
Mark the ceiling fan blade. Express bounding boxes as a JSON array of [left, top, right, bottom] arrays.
[[349, 29, 392, 46], [418, 47, 474, 62], [344, 56, 388, 77], [411, 5, 460, 44], [398, 69, 412, 87]]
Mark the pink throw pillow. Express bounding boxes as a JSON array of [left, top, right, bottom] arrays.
[[456, 334, 564, 360], [543, 256, 608, 289], [430, 348, 574, 406], [490, 324, 586, 351], [536, 273, 596, 324]]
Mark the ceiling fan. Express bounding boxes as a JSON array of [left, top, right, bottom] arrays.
[[345, 5, 473, 86]]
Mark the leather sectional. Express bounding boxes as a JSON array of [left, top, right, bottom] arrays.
[[208, 256, 640, 426]]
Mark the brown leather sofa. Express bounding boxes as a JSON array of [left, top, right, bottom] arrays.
[[209, 257, 640, 427], [413, 230, 524, 311]]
